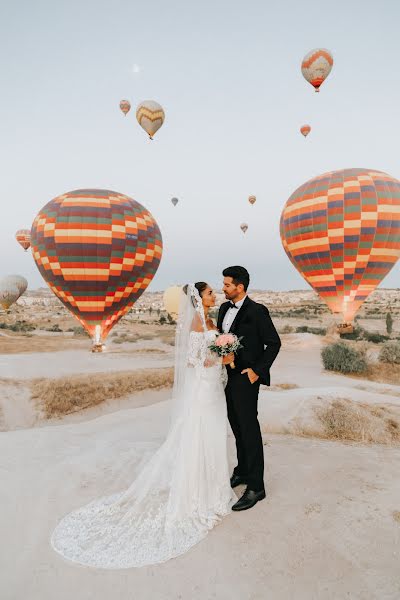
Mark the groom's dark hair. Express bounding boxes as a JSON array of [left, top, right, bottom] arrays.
[[222, 266, 250, 291]]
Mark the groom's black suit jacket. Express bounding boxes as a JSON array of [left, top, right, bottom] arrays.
[[217, 297, 281, 386]]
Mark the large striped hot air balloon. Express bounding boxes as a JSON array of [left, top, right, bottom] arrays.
[[301, 49, 333, 92], [31, 189, 163, 348], [280, 169, 400, 324], [15, 229, 31, 251], [136, 100, 165, 139]]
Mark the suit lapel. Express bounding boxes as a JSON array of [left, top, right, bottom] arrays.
[[218, 301, 230, 331], [229, 296, 251, 333]]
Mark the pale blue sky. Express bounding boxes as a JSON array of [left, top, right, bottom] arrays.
[[1, 0, 399, 291]]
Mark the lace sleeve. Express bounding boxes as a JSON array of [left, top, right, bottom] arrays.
[[187, 332, 208, 368]]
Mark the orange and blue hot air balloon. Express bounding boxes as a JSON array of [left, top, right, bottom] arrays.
[[31, 189, 163, 347], [280, 169, 400, 323]]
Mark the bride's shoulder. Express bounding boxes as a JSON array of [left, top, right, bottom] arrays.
[[190, 314, 204, 333]]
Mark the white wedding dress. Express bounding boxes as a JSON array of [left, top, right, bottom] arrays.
[[51, 285, 236, 569]]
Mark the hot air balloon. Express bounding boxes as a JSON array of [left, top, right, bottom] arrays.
[[240, 223, 248, 234], [0, 284, 19, 310], [2, 274, 28, 296], [136, 100, 165, 139], [301, 49, 333, 92], [163, 285, 182, 318], [119, 99, 131, 116], [15, 229, 31, 251], [280, 169, 400, 324], [171, 197, 179, 207], [31, 189, 163, 350], [300, 125, 311, 138], [248, 196, 256, 205]]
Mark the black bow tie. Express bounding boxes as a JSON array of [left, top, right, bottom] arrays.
[[229, 302, 239, 309]]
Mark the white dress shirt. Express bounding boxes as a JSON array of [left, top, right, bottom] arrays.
[[222, 295, 247, 333]]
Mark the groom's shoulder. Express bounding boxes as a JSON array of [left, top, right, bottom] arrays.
[[248, 297, 270, 314]]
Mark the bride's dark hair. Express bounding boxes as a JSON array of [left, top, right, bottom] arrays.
[[182, 282, 208, 306]]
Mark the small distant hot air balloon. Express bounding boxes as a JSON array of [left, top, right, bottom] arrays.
[[15, 229, 31, 251], [163, 285, 182, 318], [240, 223, 248, 234], [119, 99, 131, 116], [280, 168, 400, 324], [248, 196, 256, 205], [301, 48, 333, 92], [136, 100, 165, 139], [300, 125, 311, 138], [31, 189, 163, 350], [2, 274, 28, 296], [171, 197, 179, 207], [0, 284, 19, 310]]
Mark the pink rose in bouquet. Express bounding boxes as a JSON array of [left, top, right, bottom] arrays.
[[209, 333, 243, 369], [215, 333, 235, 347]]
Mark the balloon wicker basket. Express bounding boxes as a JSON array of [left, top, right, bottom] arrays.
[[337, 323, 354, 335], [91, 343, 105, 353]]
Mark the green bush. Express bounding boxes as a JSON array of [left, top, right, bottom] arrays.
[[363, 332, 389, 344], [379, 341, 400, 365], [0, 320, 36, 332], [45, 324, 63, 332], [386, 312, 393, 335], [340, 326, 364, 340], [321, 342, 368, 374], [296, 325, 326, 335]]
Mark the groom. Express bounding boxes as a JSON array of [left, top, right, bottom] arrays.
[[217, 266, 281, 511]]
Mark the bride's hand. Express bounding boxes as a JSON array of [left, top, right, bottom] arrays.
[[221, 353, 235, 365]]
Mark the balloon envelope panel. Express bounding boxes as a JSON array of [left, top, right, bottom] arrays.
[[280, 169, 400, 322], [31, 189, 163, 341]]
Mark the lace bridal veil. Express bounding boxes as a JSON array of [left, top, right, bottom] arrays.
[[51, 284, 234, 569]]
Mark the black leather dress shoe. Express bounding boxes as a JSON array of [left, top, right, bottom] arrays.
[[230, 474, 247, 488], [232, 488, 266, 511]]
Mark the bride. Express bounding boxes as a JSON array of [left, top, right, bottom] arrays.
[[51, 282, 237, 569]]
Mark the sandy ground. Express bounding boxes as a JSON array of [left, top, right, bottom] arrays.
[[1, 403, 399, 600], [1, 333, 400, 599]]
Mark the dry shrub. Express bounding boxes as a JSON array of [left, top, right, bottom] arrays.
[[31, 368, 174, 418], [272, 383, 300, 390], [315, 398, 400, 445], [363, 363, 400, 386], [393, 511, 400, 523]]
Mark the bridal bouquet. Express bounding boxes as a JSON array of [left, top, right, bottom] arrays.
[[209, 333, 243, 369]]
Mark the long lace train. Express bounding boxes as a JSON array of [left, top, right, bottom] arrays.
[[51, 331, 236, 569]]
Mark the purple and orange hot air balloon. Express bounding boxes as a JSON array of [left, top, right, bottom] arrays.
[[301, 49, 333, 92], [31, 189, 163, 349], [15, 229, 31, 251], [280, 169, 400, 324]]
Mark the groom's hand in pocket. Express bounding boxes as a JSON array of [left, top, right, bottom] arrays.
[[241, 368, 259, 384]]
